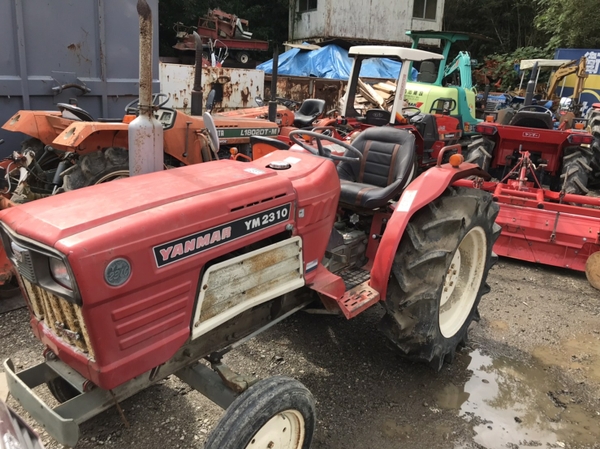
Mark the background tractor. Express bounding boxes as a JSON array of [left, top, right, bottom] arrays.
[[0, 47, 500, 448]]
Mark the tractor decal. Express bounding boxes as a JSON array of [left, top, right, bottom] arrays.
[[216, 127, 279, 139], [153, 203, 291, 267]]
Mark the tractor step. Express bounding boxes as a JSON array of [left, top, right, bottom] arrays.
[[338, 267, 371, 290], [336, 279, 380, 319]]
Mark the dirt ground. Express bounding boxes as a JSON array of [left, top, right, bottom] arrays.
[[1, 257, 599, 449]]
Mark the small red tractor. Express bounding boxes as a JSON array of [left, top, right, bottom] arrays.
[[1, 47, 500, 447]]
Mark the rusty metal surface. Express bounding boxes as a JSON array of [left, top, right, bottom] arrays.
[[160, 63, 264, 113], [289, 0, 444, 46]]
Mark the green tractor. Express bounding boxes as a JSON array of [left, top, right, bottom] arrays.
[[404, 30, 482, 135]]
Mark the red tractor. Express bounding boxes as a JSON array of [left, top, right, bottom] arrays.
[[1, 49, 500, 448], [455, 103, 600, 285]]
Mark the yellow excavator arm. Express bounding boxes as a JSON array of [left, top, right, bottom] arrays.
[[547, 57, 588, 102]]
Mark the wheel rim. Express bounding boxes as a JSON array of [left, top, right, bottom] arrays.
[[94, 170, 129, 184], [240, 54, 249, 63], [245, 409, 305, 449], [439, 226, 487, 338]]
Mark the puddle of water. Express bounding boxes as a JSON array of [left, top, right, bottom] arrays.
[[436, 349, 600, 448]]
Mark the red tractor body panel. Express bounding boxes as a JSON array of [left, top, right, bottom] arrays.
[[0, 152, 340, 389], [477, 123, 591, 174]]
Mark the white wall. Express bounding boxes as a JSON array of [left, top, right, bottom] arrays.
[[290, 0, 444, 45]]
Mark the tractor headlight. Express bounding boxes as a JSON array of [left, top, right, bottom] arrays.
[[49, 258, 72, 290]]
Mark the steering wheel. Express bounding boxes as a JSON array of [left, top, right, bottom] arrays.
[[57, 103, 94, 121], [401, 106, 422, 119], [288, 130, 362, 162], [518, 105, 553, 115], [124, 93, 170, 114]]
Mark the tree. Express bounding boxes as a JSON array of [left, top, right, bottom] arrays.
[[535, 0, 600, 49]]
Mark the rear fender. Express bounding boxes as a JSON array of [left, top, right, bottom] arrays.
[[52, 121, 128, 153], [2, 110, 62, 143], [370, 162, 487, 299]]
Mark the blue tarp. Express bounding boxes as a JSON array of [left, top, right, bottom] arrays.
[[257, 44, 418, 81]]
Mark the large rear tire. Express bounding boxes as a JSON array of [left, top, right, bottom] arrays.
[[379, 187, 500, 370], [61, 147, 129, 191], [464, 136, 494, 171], [561, 146, 593, 194], [205, 376, 315, 449]]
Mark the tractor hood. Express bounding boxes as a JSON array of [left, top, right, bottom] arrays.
[[0, 156, 312, 248], [0, 151, 339, 255]]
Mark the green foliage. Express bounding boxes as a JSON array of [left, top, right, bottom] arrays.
[[535, 0, 600, 49], [480, 47, 552, 90]]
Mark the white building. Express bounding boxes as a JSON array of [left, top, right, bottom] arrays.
[[289, 0, 445, 46]]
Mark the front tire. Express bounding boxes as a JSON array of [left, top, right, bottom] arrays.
[[47, 377, 79, 403], [205, 376, 315, 449], [379, 187, 500, 370]]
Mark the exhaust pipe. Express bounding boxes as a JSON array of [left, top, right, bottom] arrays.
[[524, 62, 538, 107], [128, 0, 163, 176], [268, 46, 279, 123], [191, 31, 204, 116]]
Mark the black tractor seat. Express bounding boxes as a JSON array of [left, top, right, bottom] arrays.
[[509, 110, 553, 129], [57, 103, 94, 121], [293, 98, 326, 128], [336, 127, 416, 209]]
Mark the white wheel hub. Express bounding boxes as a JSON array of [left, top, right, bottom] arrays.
[[246, 409, 305, 449], [439, 226, 487, 338]]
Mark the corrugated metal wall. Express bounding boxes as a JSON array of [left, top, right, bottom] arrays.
[[0, 0, 159, 156]]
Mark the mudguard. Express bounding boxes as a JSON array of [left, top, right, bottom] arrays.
[[2, 110, 66, 144], [51, 121, 129, 152], [370, 162, 488, 299]]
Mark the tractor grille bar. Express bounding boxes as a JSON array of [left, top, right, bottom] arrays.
[[20, 277, 94, 359]]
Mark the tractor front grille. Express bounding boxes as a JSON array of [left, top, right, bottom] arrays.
[[11, 242, 36, 283], [21, 277, 94, 359]]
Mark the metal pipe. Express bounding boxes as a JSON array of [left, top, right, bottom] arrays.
[[128, 0, 163, 176], [268, 46, 279, 123], [191, 31, 203, 116], [137, 0, 152, 118]]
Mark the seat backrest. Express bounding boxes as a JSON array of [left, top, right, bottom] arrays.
[[337, 127, 416, 188], [417, 61, 437, 83], [509, 110, 553, 129], [297, 98, 326, 117]]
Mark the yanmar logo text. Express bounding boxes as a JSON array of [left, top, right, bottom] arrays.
[[153, 203, 291, 267], [523, 132, 540, 138]]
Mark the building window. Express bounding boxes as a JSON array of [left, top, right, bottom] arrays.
[[413, 0, 437, 20], [298, 0, 318, 13]]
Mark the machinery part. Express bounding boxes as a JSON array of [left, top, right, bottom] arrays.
[[0, 278, 20, 299], [57, 103, 93, 121], [560, 146, 593, 194], [379, 187, 500, 370], [124, 93, 170, 115], [205, 376, 315, 449], [585, 251, 600, 291], [203, 111, 220, 152], [46, 377, 79, 403], [287, 130, 362, 162], [518, 105, 553, 116], [464, 136, 493, 171], [401, 106, 422, 119], [61, 147, 129, 191], [236, 51, 250, 64]]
